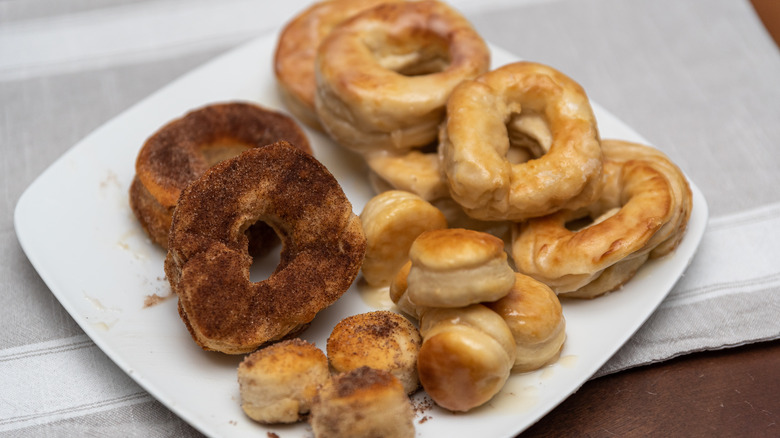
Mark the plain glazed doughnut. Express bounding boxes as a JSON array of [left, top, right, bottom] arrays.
[[310, 366, 415, 438], [417, 304, 516, 412], [364, 145, 450, 202], [511, 139, 692, 298], [439, 61, 603, 221], [359, 190, 447, 287], [164, 141, 366, 354], [326, 310, 422, 395], [315, 0, 490, 153], [130, 102, 310, 250], [486, 273, 566, 372], [406, 228, 515, 308], [237, 338, 330, 424], [274, 0, 400, 130]]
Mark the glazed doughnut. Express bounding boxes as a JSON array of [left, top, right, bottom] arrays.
[[237, 339, 329, 424], [130, 102, 310, 250], [388, 260, 423, 319], [310, 366, 415, 438], [360, 190, 447, 287], [486, 273, 566, 372], [164, 142, 366, 354], [406, 228, 515, 308], [274, 0, 400, 130], [439, 61, 603, 221], [417, 304, 516, 412], [511, 139, 692, 298], [315, 0, 490, 153], [364, 144, 450, 202], [326, 310, 422, 394]]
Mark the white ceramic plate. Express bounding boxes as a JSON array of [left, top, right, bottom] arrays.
[[15, 33, 707, 438]]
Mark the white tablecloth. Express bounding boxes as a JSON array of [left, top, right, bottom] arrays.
[[2, 0, 779, 436]]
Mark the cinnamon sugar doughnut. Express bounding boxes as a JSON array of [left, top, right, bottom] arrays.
[[274, 0, 400, 130], [511, 139, 692, 298], [440, 61, 603, 221], [164, 142, 366, 354], [315, 0, 490, 153], [130, 102, 310, 250]]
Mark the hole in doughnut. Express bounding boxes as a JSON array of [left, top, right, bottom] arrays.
[[368, 32, 451, 77], [247, 222, 283, 283], [506, 111, 552, 164], [564, 207, 621, 232], [198, 137, 253, 167]]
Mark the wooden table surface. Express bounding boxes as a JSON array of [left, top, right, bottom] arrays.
[[521, 4, 780, 435]]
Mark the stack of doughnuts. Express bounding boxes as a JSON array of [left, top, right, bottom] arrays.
[[272, 0, 692, 415]]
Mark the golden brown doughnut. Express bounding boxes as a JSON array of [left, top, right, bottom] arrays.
[[486, 273, 566, 372], [406, 228, 515, 308], [310, 366, 415, 438], [326, 310, 422, 394], [164, 141, 366, 354], [511, 139, 692, 298], [364, 144, 450, 202], [359, 190, 447, 287], [315, 0, 490, 153], [237, 338, 329, 424], [439, 61, 603, 221], [417, 304, 516, 412], [273, 0, 399, 130], [130, 102, 310, 250]]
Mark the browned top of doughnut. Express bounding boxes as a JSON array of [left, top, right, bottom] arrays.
[[135, 102, 311, 207], [164, 141, 366, 354]]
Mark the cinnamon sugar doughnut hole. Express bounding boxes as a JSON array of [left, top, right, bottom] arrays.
[[440, 61, 603, 221], [511, 139, 692, 298], [130, 102, 310, 252], [164, 142, 366, 354], [315, 0, 490, 153], [274, 0, 400, 130]]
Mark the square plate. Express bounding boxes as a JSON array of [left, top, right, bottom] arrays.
[[14, 33, 707, 437]]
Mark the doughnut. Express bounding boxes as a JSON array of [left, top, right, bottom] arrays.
[[310, 366, 415, 438], [406, 228, 515, 308], [237, 338, 329, 424], [364, 144, 449, 202], [359, 190, 447, 287], [130, 102, 310, 251], [417, 304, 516, 412], [164, 141, 366, 354], [511, 139, 692, 298], [486, 273, 566, 372], [326, 310, 422, 394], [389, 260, 425, 320], [273, 0, 399, 130], [439, 61, 603, 221], [314, 0, 490, 153]]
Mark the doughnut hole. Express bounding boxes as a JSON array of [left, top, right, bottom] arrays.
[[367, 29, 451, 77], [564, 207, 621, 232], [243, 217, 283, 283], [505, 110, 552, 164], [198, 136, 253, 166]]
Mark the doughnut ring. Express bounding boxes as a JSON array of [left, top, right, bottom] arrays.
[[164, 141, 366, 354], [130, 102, 310, 251], [274, 0, 399, 130], [315, 0, 490, 153], [511, 139, 692, 298], [439, 61, 603, 221]]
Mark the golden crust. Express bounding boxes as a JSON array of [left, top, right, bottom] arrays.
[[511, 139, 692, 297], [164, 142, 366, 354], [359, 190, 447, 287], [310, 367, 415, 438], [315, 0, 490, 153], [274, 0, 400, 130], [130, 102, 310, 249], [440, 61, 603, 221], [406, 228, 515, 307], [326, 310, 422, 394], [486, 273, 566, 372], [237, 339, 329, 424]]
